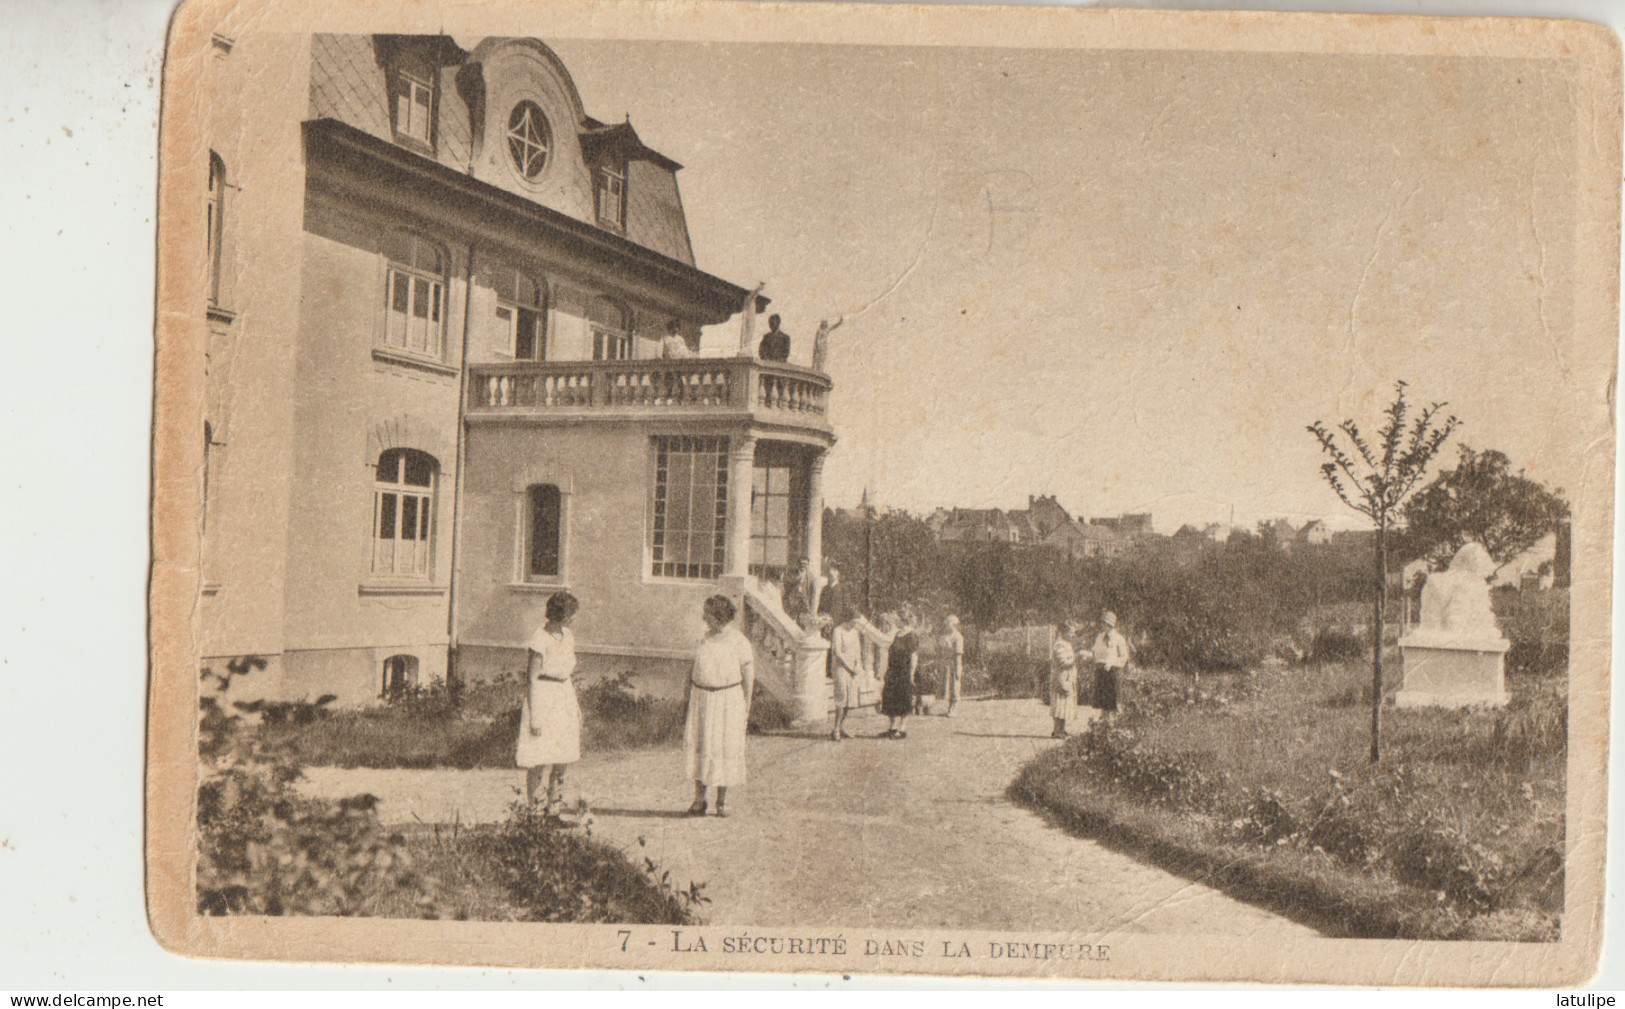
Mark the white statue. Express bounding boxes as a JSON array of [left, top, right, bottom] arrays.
[[1412, 542, 1504, 644], [812, 315, 842, 372]]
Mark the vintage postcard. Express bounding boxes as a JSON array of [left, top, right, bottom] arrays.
[[147, 0, 1620, 985]]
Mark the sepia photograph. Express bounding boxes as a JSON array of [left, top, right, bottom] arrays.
[[146, 0, 1619, 985]]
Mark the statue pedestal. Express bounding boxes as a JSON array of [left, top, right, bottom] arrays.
[[1395, 633, 1510, 709], [789, 635, 832, 726]]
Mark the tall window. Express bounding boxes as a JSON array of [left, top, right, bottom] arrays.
[[595, 164, 626, 230], [206, 153, 225, 305], [650, 436, 729, 580], [394, 72, 434, 146], [750, 464, 792, 582], [382, 233, 446, 358], [373, 449, 436, 578], [492, 266, 544, 360], [589, 297, 631, 361], [506, 101, 551, 181], [524, 483, 563, 581]]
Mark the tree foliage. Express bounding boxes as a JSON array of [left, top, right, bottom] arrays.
[[1400, 445, 1570, 567], [1307, 380, 1459, 763], [1307, 382, 1459, 528]]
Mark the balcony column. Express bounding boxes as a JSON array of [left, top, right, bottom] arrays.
[[805, 450, 826, 614], [725, 435, 757, 579]]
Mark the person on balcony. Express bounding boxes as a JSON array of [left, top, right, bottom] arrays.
[[879, 607, 920, 739], [684, 594, 755, 817], [829, 606, 865, 742], [1091, 610, 1130, 719], [516, 590, 581, 814], [660, 320, 693, 359], [758, 314, 791, 362]]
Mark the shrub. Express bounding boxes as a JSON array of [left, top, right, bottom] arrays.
[[197, 658, 438, 918], [1308, 628, 1366, 664], [968, 651, 1046, 699], [579, 672, 685, 750], [474, 803, 704, 924]]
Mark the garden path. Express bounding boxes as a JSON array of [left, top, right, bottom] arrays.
[[300, 699, 1318, 936]]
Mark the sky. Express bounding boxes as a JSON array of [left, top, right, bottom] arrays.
[[545, 38, 1592, 532]]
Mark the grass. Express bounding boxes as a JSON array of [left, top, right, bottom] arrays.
[[1010, 658, 1565, 941], [253, 673, 689, 770]]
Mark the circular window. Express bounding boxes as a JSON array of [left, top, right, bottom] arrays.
[[506, 101, 551, 181]]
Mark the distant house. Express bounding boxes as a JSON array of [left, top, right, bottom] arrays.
[[1045, 519, 1125, 559], [1022, 494, 1073, 540], [938, 508, 1021, 545], [1258, 518, 1298, 551], [1299, 519, 1334, 545], [1091, 513, 1155, 539], [1492, 532, 1559, 590]]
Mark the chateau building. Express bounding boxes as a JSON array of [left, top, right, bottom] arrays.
[[199, 34, 835, 704]]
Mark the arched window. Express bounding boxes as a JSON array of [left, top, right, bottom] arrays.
[[506, 101, 551, 181], [372, 448, 437, 578], [381, 233, 447, 358], [524, 483, 563, 582], [207, 152, 226, 305], [589, 296, 631, 361], [381, 654, 419, 698], [491, 265, 545, 360]]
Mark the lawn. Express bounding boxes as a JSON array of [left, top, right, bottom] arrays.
[[1011, 658, 1565, 941], [250, 673, 693, 769]]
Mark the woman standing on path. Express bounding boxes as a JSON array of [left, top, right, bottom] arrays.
[[1049, 620, 1080, 738], [684, 595, 755, 817], [880, 608, 919, 739], [516, 591, 581, 812], [938, 614, 964, 717]]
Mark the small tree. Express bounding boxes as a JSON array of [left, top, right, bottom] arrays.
[[1308, 381, 1458, 763], [1400, 445, 1570, 567]]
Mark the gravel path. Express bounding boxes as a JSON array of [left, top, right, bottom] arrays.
[[300, 699, 1318, 937]]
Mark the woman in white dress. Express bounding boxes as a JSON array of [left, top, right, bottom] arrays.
[[1049, 619, 1081, 738], [683, 595, 755, 817], [515, 591, 581, 812]]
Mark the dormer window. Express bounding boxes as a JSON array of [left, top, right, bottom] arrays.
[[506, 101, 551, 181], [595, 164, 626, 231], [394, 72, 434, 147]]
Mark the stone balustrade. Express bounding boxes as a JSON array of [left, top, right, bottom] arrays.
[[741, 577, 830, 726], [468, 357, 831, 429]]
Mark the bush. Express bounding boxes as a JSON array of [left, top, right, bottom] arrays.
[[473, 803, 705, 924], [578, 672, 685, 751], [969, 651, 1046, 699], [1308, 628, 1366, 664], [197, 658, 439, 918]]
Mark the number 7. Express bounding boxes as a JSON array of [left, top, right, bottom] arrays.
[[618, 930, 631, 952]]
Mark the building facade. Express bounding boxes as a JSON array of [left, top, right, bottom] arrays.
[[199, 34, 834, 704]]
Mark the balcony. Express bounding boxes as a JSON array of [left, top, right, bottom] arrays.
[[467, 357, 834, 440]]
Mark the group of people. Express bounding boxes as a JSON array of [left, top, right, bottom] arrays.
[[1047, 611, 1131, 738], [514, 590, 754, 819], [513, 581, 1125, 821]]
